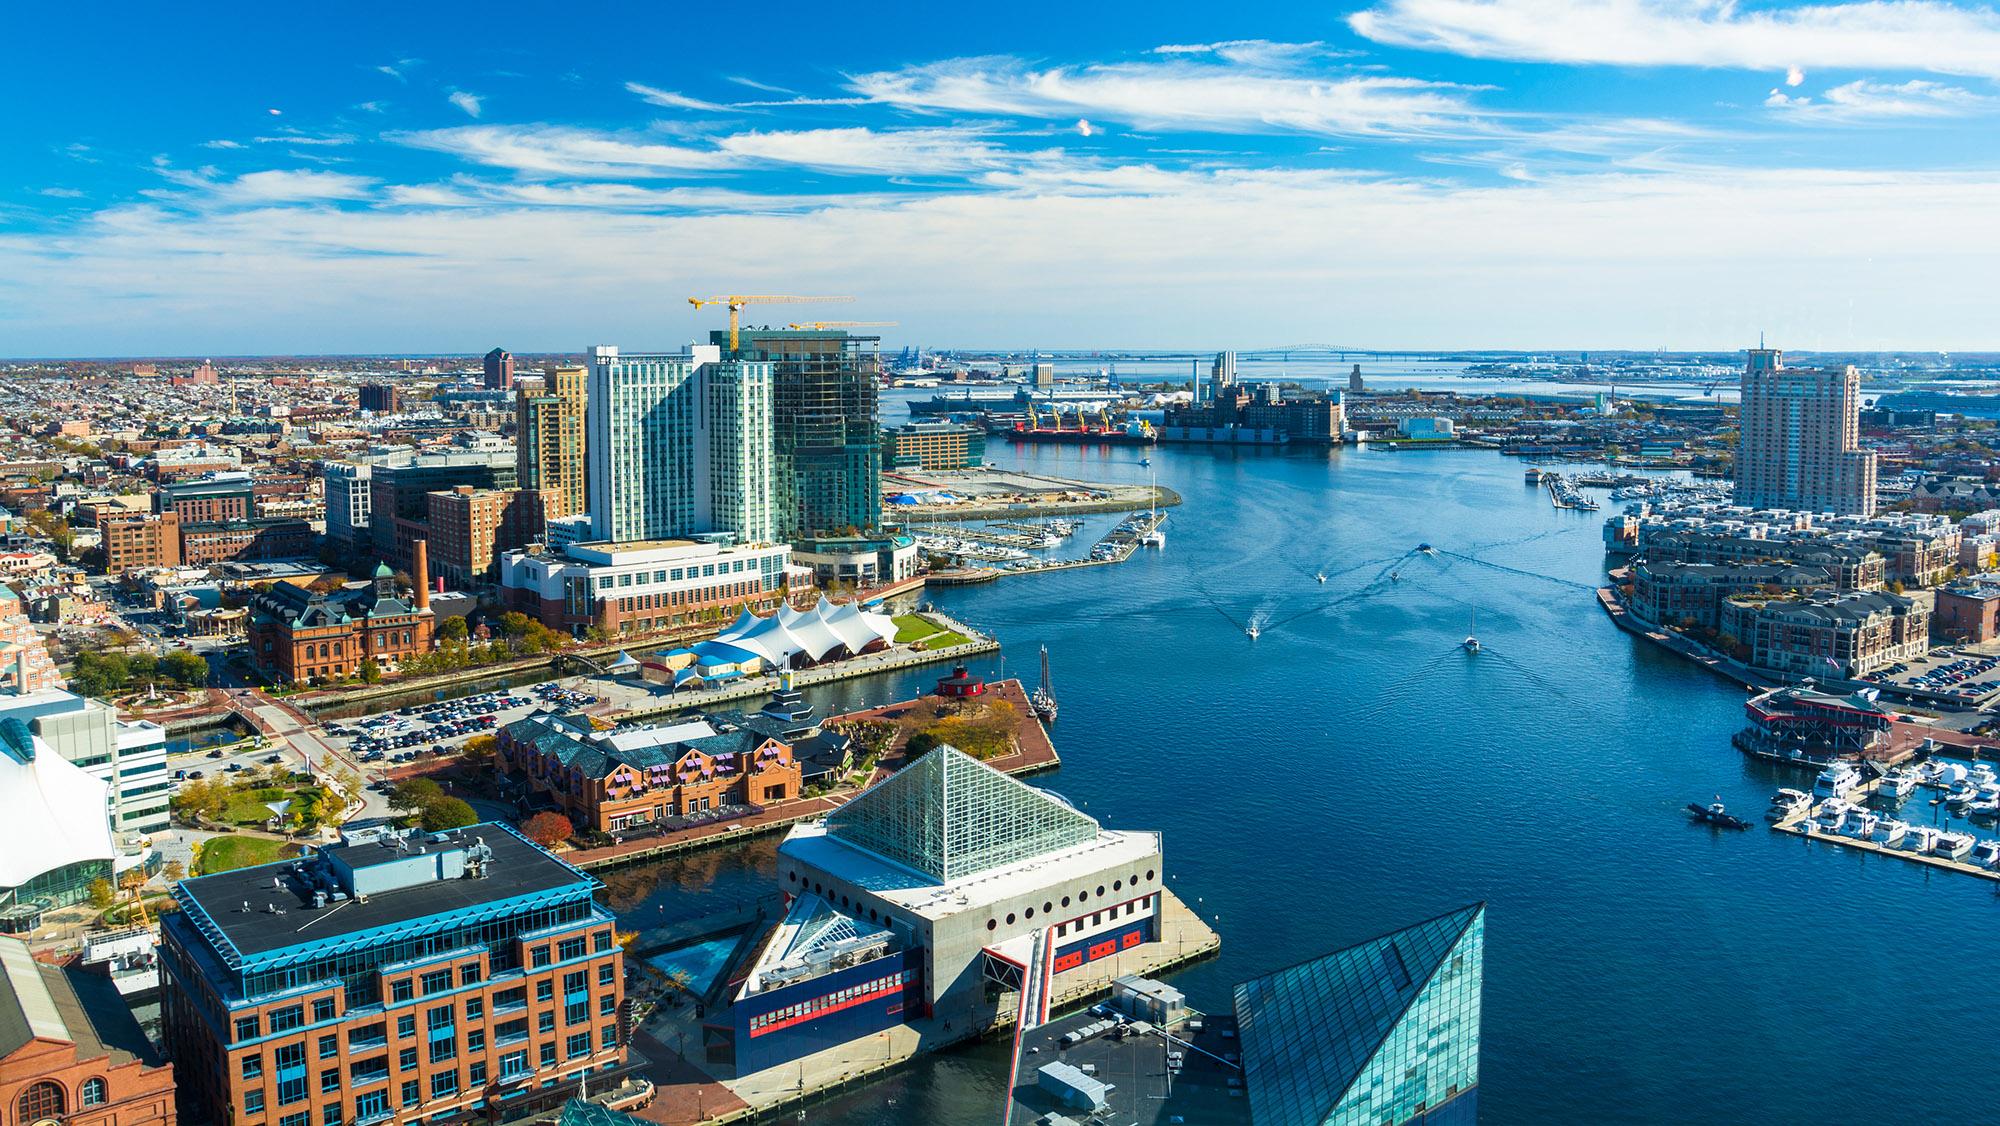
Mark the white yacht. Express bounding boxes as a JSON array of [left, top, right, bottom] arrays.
[[1933, 831, 1977, 861], [1904, 825, 1943, 853], [1971, 763, 1998, 788], [1925, 762, 1968, 790], [1876, 768, 1918, 799], [1876, 819, 1910, 847], [1245, 622, 1260, 641], [1812, 799, 1853, 833], [1974, 839, 2000, 868], [1946, 781, 1981, 807], [1840, 810, 1881, 840], [1767, 789, 1812, 822], [1812, 762, 1863, 801]]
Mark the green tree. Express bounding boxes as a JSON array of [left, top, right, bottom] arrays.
[[87, 877, 115, 909], [161, 649, 209, 687], [357, 658, 382, 684], [439, 616, 470, 642], [422, 796, 477, 831], [390, 777, 444, 817]]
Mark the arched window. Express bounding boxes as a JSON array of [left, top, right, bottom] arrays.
[[19, 1081, 65, 1121], [81, 1078, 108, 1107]]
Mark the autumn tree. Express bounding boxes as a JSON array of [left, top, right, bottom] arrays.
[[520, 812, 574, 848]]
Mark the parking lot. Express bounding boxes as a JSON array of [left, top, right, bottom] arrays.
[[1871, 648, 2000, 707], [323, 681, 602, 766]]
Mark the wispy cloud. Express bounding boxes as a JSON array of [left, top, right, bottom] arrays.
[[624, 82, 730, 111], [152, 167, 377, 207], [39, 187, 85, 199], [1149, 39, 1340, 66], [202, 139, 246, 150], [1350, 0, 2000, 79], [255, 129, 356, 147], [848, 54, 1494, 139], [392, 125, 731, 176], [448, 90, 484, 118], [392, 123, 1058, 177], [1767, 78, 1997, 120], [713, 127, 1052, 174]]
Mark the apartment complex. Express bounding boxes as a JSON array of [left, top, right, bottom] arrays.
[[180, 519, 315, 566], [482, 347, 514, 390], [586, 345, 774, 546], [159, 823, 630, 1126], [731, 329, 881, 539], [426, 487, 542, 587], [359, 384, 399, 413], [368, 446, 518, 575], [155, 473, 256, 524], [515, 366, 589, 521], [1719, 590, 1928, 678], [1734, 347, 1878, 516], [101, 511, 181, 574], [1628, 561, 1832, 630]]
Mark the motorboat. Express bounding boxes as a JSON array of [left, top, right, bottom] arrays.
[[1876, 768, 1918, 799], [1687, 799, 1751, 830], [1933, 831, 1977, 861], [1811, 762, 1863, 801], [1876, 819, 1910, 846], [1974, 839, 2000, 868], [1767, 789, 1812, 821], [1925, 762, 1968, 790], [1315, 572, 1327, 583], [1418, 543, 1435, 554], [1812, 799, 1854, 833], [1946, 781, 1981, 807], [1245, 622, 1260, 640], [1971, 763, 1998, 787], [1839, 810, 1881, 840], [1904, 825, 1943, 853]]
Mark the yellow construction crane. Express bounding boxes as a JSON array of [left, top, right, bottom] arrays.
[[784, 320, 898, 331], [687, 295, 853, 350]]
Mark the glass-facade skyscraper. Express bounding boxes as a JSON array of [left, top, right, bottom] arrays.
[[585, 344, 775, 545], [728, 329, 881, 540], [1233, 903, 1485, 1126]]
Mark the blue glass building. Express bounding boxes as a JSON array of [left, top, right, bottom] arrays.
[[1233, 903, 1485, 1126]]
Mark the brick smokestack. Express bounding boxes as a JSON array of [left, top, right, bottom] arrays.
[[413, 539, 431, 611]]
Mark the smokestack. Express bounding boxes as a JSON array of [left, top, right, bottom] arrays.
[[413, 539, 431, 611]]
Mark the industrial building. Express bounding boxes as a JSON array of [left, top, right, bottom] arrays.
[[159, 823, 633, 1126]]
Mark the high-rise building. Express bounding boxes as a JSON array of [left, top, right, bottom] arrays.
[[482, 347, 515, 390], [729, 329, 881, 539], [1233, 903, 1485, 1126], [369, 447, 518, 573], [1735, 347, 1878, 516], [585, 344, 774, 546], [323, 461, 373, 555], [159, 823, 631, 1126], [1209, 350, 1238, 403], [516, 366, 589, 520], [101, 511, 182, 574], [155, 472, 256, 523], [359, 383, 400, 413], [426, 486, 543, 586]]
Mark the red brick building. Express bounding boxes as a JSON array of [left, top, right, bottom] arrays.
[[498, 711, 803, 835], [425, 487, 542, 588], [100, 512, 181, 575], [180, 519, 315, 566], [247, 544, 436, 684], [0, 938, 176, 1126]]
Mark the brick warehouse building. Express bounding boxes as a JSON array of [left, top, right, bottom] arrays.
[[496, 711, 802, 835], [247, 543, 436, 684], [159, 824, 633, 1126], [1, 937, 176, 1126]]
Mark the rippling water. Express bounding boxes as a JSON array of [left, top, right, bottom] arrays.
[[612, 438, 2000, 1124]]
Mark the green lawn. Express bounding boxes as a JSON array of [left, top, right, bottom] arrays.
[[892, 614, 972, 650], [197, 836, 299, 875], [223, 786, 290, 825]]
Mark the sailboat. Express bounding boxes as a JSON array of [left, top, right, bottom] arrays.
[[1141, 467, 1166, 547], [1030, 646, 1058, 724], [1462, 611, 1481, 653]]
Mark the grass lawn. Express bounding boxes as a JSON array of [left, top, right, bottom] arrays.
[[197, 835, 299, 875], [223, 786, 290, 825], [892, 613, 971, 650]]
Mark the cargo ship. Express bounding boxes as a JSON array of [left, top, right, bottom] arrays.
[[1002, 403, 1156, 445]]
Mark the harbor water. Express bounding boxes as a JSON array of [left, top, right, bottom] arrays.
[[607, 431, 2000, 1124]]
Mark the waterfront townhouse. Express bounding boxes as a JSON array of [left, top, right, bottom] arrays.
[[159, 824, 631, 1126], [1719, 591, 1928, 679], [496, 711, 801, 835]]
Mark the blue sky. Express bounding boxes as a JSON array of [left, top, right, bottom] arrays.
[[5, 0, 2000, 355]]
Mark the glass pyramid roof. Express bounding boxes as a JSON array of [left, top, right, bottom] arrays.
[[823, 745, 1100, 883], [1233, 903, 1485, 1126]]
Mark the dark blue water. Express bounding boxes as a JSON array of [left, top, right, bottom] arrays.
[[609, 439, 2000, 1125]]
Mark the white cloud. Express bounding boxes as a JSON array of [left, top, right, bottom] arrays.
[[1076, 118, 1096, 137], [151, 166, 377, 207], [255, 131, 356, 147], [39, 187, 84, 198], [377, 64, 406, 82], [392, 124, 1058, 178], [385, 177, 894, 213], [391, 125, 733, 176], [849, 55, 1493, 139], [448, 91, 484, 118], [1149, 40, 1336, 66], [202, 139, 246, 150], [1769, 78, 1997, 119], [267, 108, 282, 116], [624, 82, 730, 111], [11, 161, 2000, 354], [1350, 0, 2000, 79], [1786, 65, 1806, 86]]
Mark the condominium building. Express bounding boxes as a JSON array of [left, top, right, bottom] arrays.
[[0, 687, 171, 836], [159, 823, 631, 1126], [731, 329, 881, 539], [1719, 590, 1928, 679], [324, 462, 373, 555], [516, 366, 589, 521], [156, 472, 257, 524], [586, 345, 774, 546], [369, 447, 518, 574], [1734, 347, 1878, 516], [359, 384, 399, 413], [482, 347, 515, 390], [101, 511, 181, 574], [180, 519, 315, 566]]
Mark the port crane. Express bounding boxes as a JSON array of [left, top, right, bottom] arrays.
[[687, 294, 853, 350]]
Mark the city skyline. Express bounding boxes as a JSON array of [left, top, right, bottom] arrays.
[[6, 1, 2000, 355]]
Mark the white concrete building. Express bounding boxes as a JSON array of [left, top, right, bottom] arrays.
[[0, 688, 170, 836], [500, 537, 790, 637], [321, 460, 372, 551]]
